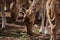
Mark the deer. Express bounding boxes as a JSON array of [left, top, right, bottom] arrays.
[[0, 0, 17, 29], [46, 0, 60, 40]]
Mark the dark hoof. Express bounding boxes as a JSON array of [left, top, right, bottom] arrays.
[[45, 34, 50, 36], [0, 26, 6, 30], [12, 19, 16, 23], [44, 34, 50, 37], [39, 32, 43, 34], [27, 32, 39, 36]]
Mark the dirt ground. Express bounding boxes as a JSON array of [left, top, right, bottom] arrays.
[[0, 12, 60, 40]]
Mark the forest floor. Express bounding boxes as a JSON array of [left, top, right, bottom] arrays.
[[0, 12, 60, 40]]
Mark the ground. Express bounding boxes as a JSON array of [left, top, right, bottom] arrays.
[[0, 12, 60, 40]]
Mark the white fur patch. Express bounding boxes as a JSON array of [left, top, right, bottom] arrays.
[[4, 6, 7, 11], [34, 24, 38, 27], [10, 2, 13, 10]]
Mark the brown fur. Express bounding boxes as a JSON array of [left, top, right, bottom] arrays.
[[46, 0, 60, 40], [25, 0, 47, 35], [11, 0, 29, 21]]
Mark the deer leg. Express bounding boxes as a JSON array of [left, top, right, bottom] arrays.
[[50, 27, 56, 40], [44, 17, 49, 35], [26, 22, 33, 35], [46, 6, 56, 40], [39, 13, 44, 33], [1, 9, 6, 29], [26, 18, 35, 35], [26, 13, 36, 35]]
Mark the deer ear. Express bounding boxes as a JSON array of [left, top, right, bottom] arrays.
[[4, 6, 7, 11], [10, 2, 14, 10]]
